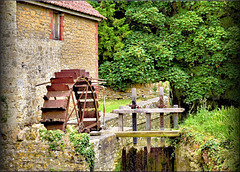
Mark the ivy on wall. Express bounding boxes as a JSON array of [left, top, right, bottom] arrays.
[[39, 127, 95, 171]]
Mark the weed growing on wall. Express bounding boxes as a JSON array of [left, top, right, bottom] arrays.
[[69, 127, 95, 171], [39, 126, 96, 171], [39, 129, 64, 151], [175, 106, 240, 171]]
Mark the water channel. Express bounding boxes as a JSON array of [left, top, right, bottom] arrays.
[[105, 112, 183, 171]]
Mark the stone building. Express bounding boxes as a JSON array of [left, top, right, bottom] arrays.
[[0, 1, 105, 140]]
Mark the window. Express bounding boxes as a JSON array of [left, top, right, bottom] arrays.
[[50, 12, 64, 40], [52, 12, 60, 40]]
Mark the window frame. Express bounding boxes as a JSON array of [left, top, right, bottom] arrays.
[[52, 12, 60, 40]]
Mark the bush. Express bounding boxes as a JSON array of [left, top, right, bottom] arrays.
[[181, 106, 239, 171]]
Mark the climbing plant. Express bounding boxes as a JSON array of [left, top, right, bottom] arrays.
[[69, 127, 95, 171], [39, 129, 64, 151], [92, 1, 240, 108]]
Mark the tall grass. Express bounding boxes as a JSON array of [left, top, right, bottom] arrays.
[[182, 106, 240, 171], [184, 106, 239, 142]]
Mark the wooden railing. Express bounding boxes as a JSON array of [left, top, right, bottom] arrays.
[[112, 87, 185, 153]]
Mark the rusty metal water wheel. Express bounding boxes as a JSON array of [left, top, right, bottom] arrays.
[[40, 69, 102, 133]]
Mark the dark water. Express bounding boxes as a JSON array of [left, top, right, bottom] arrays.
[[121, 146, 174, 171]]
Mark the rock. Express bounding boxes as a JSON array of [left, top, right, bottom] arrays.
[[17, 127, 29, 141]]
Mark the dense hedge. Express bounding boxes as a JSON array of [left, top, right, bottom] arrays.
[[89, 1, 240, 108]]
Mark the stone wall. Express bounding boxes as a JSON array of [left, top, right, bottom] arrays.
[[90, 133, 121, 171], [0, 123, 121, 171], [61, 13, 98, 79], [0, 124, 89, 171], [0, 1, 99, 134], [175, 140, 202, 171], [98, 81, 170, 100], [0, 0, 19, 140]]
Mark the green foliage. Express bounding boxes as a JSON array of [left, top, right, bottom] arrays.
[[180, 106, 240, 171], [39, 129, 64, 151], [69, 127, 95, 171], [88, 1, 131, 63], [94, 1, 239, 107], [114, 160, 121, 172], [0, 95, 9, 123]]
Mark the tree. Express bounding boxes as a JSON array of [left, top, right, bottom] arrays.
[[93, 1, 240, 109], [89, 1, 131, 63]]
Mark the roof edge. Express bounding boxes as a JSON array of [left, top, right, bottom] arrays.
[[18, 0, 105, 22]]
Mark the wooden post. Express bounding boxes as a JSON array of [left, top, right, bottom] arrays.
[[132, 88, 137, 146], [146, 113, 151, 153], [119, 106, 124, 146], [103, 86, 106, 126], [118, 106, 124, 131], [159, 87, 165, 146], [173, 105, 178, 129]]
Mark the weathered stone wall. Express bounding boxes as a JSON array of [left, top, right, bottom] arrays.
[[98, 81, 170, 100], [0, 0, 19, 140], [175, 136, 202, 171], [90, 133, 121, 171], [0, 1, 99, 133], [0, 1, 101, 170], [61, 14, 98, 79], [0, 124, 89, 171], [0, 123, 121, 171]]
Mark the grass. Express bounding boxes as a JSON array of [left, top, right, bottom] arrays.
[[184, 106, 239, 141], [98, 98, 147, 113], [180, 105, 240, 171], [98, 99, 132, 113]]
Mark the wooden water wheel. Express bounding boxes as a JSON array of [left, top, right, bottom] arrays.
[[40, 69, 102, 133]]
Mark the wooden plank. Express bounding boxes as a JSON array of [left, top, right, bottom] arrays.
[[160, 87, 165, 146], [160, 112, 165, 146], [42, 111, 67, 120], [42, 100, 68, 110], [47, 84, 69, 91], [146, 113, 151, 153], [41, 121, 65, 130], [73, 85, 92, 91], [112, 108, 185, 114], [132, 88, 137, 145], [46, 90, 71, 98], [61, 69, 80, 77], [55, 71, 77, 79], [80, 101, 98, 108], [118, 106, 124, 131], [114, 131, 180, 137], [119, 106, 124, 146], [50, 77, 74, 84], [76, 93, 95, 99], [75, 80, 89, 85], [82, 110, 99, 118], [173, 105, 178, 129]]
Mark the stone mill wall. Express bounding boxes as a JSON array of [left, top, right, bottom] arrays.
[[0, 124, 89, 171], [0, 1, 103, 170], [0, 1, 99, 136], [0, 123, 120, 171]]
